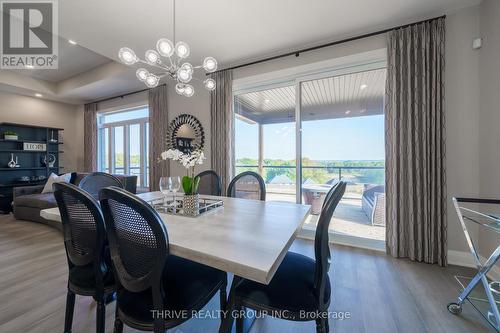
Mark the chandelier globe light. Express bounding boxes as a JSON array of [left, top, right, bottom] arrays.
[[118, 0, 217, 97]]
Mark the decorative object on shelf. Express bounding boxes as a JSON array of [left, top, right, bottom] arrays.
[[166, 114, 204, 153], [49, 131, 58, 143], [7, 154, 17, 168], [0, 122, 64, 214], [160, 149, 205, 216], [23, 142, 46, 151], [118, 0, 218, 96], [41, 154, 56, 167], [3, 131, 18, 141]]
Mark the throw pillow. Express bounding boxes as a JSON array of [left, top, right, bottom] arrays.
[[42, 173, 72, 194]]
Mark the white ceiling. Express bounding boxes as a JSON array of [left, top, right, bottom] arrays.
[[235, 68, 386, 124], [11, 36, 111, 83], [58, 0, 480, 67], [0, 0, 481, 103]]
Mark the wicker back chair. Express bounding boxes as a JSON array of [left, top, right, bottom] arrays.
[[53, 182, 115, 333], [196, 170, 222, 196], [79, 172, 123, 199], [232, 181, 346, 333], [227, 171, 266, 201], [313, 181, 346, 312], [99, 187, 227, 333]]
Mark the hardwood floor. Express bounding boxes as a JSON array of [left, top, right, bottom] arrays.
[[0, 214, 492, 333]]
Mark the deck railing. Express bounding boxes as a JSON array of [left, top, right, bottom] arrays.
[[235, 165, 384, 184], [236, 164, 384, 199]]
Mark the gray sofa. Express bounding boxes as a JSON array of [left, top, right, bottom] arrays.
[[13, 172, 137, 229]]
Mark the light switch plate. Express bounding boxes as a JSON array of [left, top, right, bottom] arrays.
[[472, 38, 482, 49]]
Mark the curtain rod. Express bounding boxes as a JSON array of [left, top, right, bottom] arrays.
[[209, 14, 446, 75], [91, 83, 166, 105]]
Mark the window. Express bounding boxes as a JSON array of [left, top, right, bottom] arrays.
[[98, 107, 149, 188], [234, 65, 387, 245]]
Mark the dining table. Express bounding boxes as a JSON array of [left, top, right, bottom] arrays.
[[40, 191, 311, 333]]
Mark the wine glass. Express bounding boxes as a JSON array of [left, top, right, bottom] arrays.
[[159, 177, 170, 206], [169, 176, 181, 207]]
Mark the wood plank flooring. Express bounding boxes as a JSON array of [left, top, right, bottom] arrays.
[[0, 215, 492, 333]]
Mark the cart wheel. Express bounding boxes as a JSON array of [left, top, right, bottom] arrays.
[[447, 302, 462, 315]]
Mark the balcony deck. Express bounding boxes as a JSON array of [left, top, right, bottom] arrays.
[[267, 186, 385, 242]]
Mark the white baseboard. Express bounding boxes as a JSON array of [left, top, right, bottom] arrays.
[[448, 250, 500, 281], [295, 235, 499, 279]]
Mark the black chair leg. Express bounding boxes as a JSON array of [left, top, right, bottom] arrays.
[[96, 300, 106, 333], [220, 281, 228, 311], [219, 276, 242, 333], [235, 302, 244, 333], [315, 317, 328, 333], [64, 290, 76, 333], [113, 305, 123, 333]]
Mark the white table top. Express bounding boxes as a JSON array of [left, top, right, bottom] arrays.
[[40, 192, 311, 284]]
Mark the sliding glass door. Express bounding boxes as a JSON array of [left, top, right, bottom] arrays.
[[233, 63, 387, 243], [299, 69, 386, 241], [234, 84, 297, 202]]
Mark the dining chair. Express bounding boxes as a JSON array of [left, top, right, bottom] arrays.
[[79, 172, 124, 199], [196, 170, 222, 196], [99, 187, 228, 333], [53, 182, 116, 333], [231, 181, 346, 333], [227, 171, 266, 201]]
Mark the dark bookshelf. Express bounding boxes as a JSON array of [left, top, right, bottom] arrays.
[[0, 123, 64, 213]]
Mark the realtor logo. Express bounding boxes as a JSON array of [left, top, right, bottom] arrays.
[[1, 0, 58, 69]]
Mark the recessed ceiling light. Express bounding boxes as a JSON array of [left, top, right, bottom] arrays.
[[68, 39, 77, 45], [345, 110, 351, 115], [264, 99, 270, 103], [35, 93, 43, 98], [360, 84, 368, 90], [25, 65, 34, 69]]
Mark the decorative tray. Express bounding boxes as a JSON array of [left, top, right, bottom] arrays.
[[151, 196, 223, 217]]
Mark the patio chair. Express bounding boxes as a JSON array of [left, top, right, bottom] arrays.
[[362, 185, 385, 226]]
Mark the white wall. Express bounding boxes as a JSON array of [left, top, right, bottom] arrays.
[[97, 90, 148, 113], [445, 6, 481, 254], [477, 0, 500, 258], [234, 36, 386, 81], [0, 91, 84, 172]]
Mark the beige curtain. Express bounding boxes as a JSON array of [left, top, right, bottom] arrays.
[[210, 70, 234, 193], [149, 85, 170, 191], [385, 17, 447, 266], [83, 102, 98, 172]]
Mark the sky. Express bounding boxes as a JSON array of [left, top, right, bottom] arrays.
[[235, 114, 385, 161]]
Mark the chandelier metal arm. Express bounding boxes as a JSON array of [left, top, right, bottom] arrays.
[[117, 0, 218, 96]]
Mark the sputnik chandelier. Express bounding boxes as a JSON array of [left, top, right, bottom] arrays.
[[118, 0, 217, 97]]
